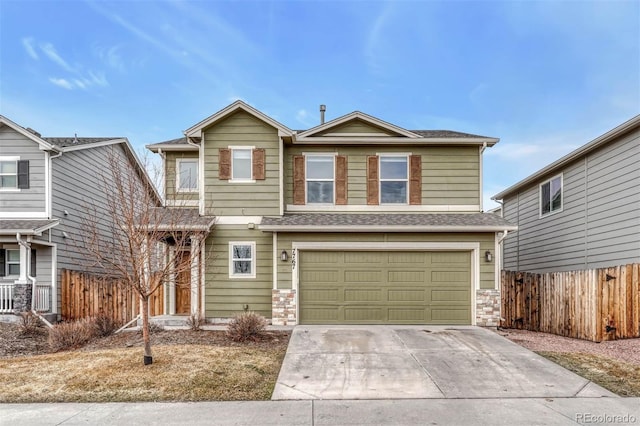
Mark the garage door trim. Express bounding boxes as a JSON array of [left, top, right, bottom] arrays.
[[291, 242, 480, 325]]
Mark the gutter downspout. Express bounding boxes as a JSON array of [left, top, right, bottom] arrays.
[[185, 136, 204, 216], [479, 142, 487, 212], [16, 233, 53, 328]]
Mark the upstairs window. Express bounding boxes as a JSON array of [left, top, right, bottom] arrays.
[[540, 174, 562, 216], [0, 160, 17, 189], [176, 159, 198, 192], [306, 155, 335, 204], [379, 155, 408, 204], [232, 148, 253, 181]]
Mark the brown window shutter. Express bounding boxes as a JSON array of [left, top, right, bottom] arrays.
[[219, 148, 231, 180], [335, 155, 348, 205], [367, 155, 379, 205], [293, 155, 305, 205], [253, 148, 265, 180], [409, 155, 422, 205]]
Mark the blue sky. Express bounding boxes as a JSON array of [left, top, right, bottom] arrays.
[[1, 0, 639, 208]]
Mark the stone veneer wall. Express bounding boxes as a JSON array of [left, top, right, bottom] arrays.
[[476, 289, 500, 327], [12, 284, 32, 314], [272, 289, 296, 326]]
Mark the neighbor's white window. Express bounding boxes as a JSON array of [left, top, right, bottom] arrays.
[[379, 155, 408, 204], [306, 155, 334, 204], [229, 242, 256, 278], [0, 159, 18, 189], [540, 174, 562, 216], [6, 249, 20, 276], [176, 159, 198, 192], [231, 148, 253, 181]]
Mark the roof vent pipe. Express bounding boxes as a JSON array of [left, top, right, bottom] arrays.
[[320, 104, 326, 124]]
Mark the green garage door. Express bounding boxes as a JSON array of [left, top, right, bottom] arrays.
[[299, 250, 471, 325]]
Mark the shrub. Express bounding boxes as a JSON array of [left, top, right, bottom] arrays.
[[186, 312, 206, 331], [226, 311, 267, 342], [92, 313, 119, 337], [48, 318, 97, 352], [18, 312, 43, 336]]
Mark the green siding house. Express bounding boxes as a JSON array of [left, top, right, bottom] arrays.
[[147, 101, 516, 326]]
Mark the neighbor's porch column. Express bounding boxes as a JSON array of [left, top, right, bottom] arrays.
[[15, 241, 29, 285], [189, 234, 202, 316]]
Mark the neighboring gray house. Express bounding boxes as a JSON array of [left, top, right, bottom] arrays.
[[492, 115, 640, 273], [0, 115, 159, 321]]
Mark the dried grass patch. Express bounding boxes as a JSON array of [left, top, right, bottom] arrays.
[[538, 351, 640, 397], [0, 344, 287, 402]]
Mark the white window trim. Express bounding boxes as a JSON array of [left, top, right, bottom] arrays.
[[229, 146, 256, 183], [378, 154, 409, 205], [0, 156, 20, 192], [305, 154, 336, 205], [229, 241, 256, 279], [175, 158, 199, 193], [539, 173, 563, 218], [5, 248, 21, 278]]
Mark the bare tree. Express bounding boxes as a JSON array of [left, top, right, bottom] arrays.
[[79, 146, 214, 365]]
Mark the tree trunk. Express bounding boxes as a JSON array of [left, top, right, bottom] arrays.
[[141, 295, 153, 365]]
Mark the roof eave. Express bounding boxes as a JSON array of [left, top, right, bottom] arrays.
[[58, 138, 128, 152], [493, 114, 640, 200], [145, 143, 199, 153], [0, 115, 59, 152], [297, 111, 421, 139], [0, 219, 60, 236], [260, 225, 518, 233], [292, 136, 499, 145]]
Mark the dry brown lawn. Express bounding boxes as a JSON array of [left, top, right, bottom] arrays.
[[0, 325, 290, 403]]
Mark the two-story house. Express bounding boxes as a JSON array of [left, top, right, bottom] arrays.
[[147, 101, 516, 326], [492, 115, 640, 273], [0, 115, 160, 322]]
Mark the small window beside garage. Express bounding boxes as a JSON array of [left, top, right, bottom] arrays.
[[229, 242, 256, 279]]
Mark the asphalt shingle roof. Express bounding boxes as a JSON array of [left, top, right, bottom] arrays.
[[260, 213, 516, 231], [141, 208, 215, 231], [43, 137, 122, 148], [0, 219, 60, 235]]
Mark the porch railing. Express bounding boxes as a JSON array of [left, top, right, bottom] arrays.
[[0, 283, 51, 314], [0, 283, 13, 313], [34, 284, 51, 312]]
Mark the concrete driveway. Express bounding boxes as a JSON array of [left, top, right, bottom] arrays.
[[272, 326, 616, 400]]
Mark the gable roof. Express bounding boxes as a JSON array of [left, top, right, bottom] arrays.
[[184, 100, 293, 139], [0, 115, 58, 151], [260, 213, 516, 232], [298, 111, 421, 138], [0, 219, 60, 235], [492, 114, 640, 200], [146, 137, 198, 152]]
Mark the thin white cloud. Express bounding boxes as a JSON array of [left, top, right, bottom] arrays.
[[22, 37, 38, 60], [364, 3, 394, 75], [40, 42, 75, 72], [49, 78, 74, 90]]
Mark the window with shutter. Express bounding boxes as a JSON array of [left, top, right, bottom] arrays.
[[219, 149, 231, 180], [252, 148, 265, 180], [0, 158, 19, 189], [409, 155, 422, 205], [335, 155, 348, 205], [17, 160, 29, 189], [367, 156, 379, 205]]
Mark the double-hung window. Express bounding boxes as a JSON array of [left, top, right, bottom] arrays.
[[5, 249, 20, 276], [540, 174, 562, 216], [379, 155, 408, 204], [232, 148, 253, 181], [176, 159, 198, 192], [0, 159, 18, 190], [229, 242, 256, 278], [306, 155, 334, 204]]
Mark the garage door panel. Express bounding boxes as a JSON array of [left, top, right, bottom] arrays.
[[299, 250, 471, 325], [344, 270, 382, 283], [388, 270, 425, 282], [388, 289, 426, 302], [344, 289, 382, 302], [344, 308, 383, 322], [388, 308, 425, 321], [301, 269, 339, 283], [302, 288, 340, 302]]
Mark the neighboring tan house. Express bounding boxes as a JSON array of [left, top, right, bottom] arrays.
[[0, 115, 160, 321], [492, 115, 640, 273], [147, 101, 516, 326]]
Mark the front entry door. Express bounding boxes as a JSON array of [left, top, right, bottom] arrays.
[[175, 250, 191, 315]]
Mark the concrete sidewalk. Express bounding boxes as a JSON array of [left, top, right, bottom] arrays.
[[2, 398, 639, 425]]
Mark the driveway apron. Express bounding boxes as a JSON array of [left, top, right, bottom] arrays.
[[272, 326, 615, 400]]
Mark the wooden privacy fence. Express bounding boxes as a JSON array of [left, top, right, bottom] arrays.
[[501, 264, 640, 342], [61, 269, 164, 324]]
